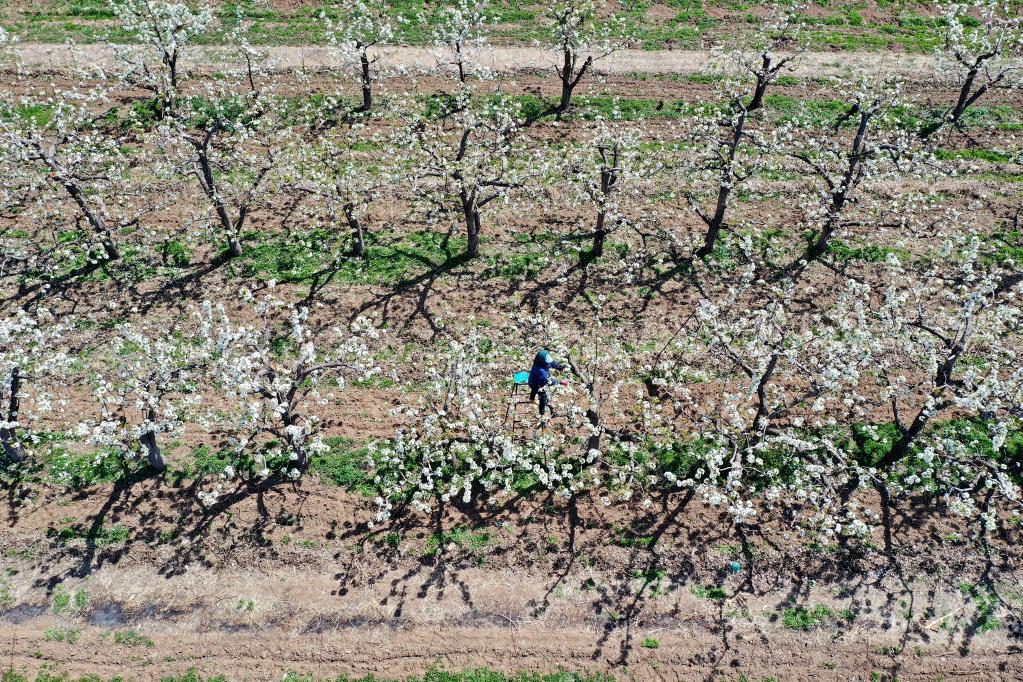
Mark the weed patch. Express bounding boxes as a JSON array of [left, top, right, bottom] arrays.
[[112, 629, 154, 647], [782, 604, 853, 630], [423, 525, 492, 558], [43, 626, 80, 644], [691, 585, 727, 602]]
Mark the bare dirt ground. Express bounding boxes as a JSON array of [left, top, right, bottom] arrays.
[[2, 481, 1022, 680], [9, 43, 978, 79]]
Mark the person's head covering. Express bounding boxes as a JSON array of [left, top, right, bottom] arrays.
[[534, 349, 552, 365]]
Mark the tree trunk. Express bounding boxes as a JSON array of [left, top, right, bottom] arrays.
[[788, 112, 869, 272], [352, 225, 366, 259], [591, 211, 607, 259], [360, 48, 373, 111], [463, 197, 481, 258], [802, 195, 847, 265], [803, 221, 836, 264], [102, 239, 121, 261], [750, 353, 780, 441], [696, 109, 745, 259], [922, 62, 982, 139], [195, 141, 244, 260], [948, 68, 984, 129], [344, 203, 367, 258], [290, 441, 309, 471], [152, 49, 178, 119], [1, 368, 26, 463], [139, 429, 165, 471], [47, 159, 120, 263], [590, 150, 619, 259], [455, 41, 466, 84], [558, 82, 574, 117], [555, 49, 592, 118], [0, 431, 25, 463], [695, 184, 730, 259], [695, 221, 722, 259], [585, 407, 601, 454]]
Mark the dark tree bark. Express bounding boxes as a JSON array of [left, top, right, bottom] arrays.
[[921, 49, 1008, 139], [189, 123, 270, 259], [32, 144, 121, 262], [784, 101, 880, 274], [591, 143, 621, 259], [554, 48, 593, 119], [751, 353, 780, 440], [139, 427, 165, 471], [694, 108, 746, 260], [565, 356, 603, 452], [462, 193, 482, 259], [873, 315, 975, 471], [454, 41, 467, 84], [694, 50, 795, 259], [1, 368, 26, 463], [344, 202, 367, 258], [359, 45, 373, 111], [159, 47, 179, 118]]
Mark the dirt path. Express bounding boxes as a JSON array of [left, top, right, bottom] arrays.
[[4, 622, 1019, 681], [2, 562, 1019, 681], [1, 481, 1021, 680], [9, 43, 954, 78]]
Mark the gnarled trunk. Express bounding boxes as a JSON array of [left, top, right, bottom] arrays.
[[360, 47, 373, 111], [555, 49, 592, 119], [42, 152, 121, 263], [591, 215, 607, 259], [1, 368, 26, 463], [462, 193, 482, 258], [140, 428, 165, 472], [696, 109, 746, 259], [227, 236, 243, 259], [590, 145, 621, 259], [344, 202, 367, 259]]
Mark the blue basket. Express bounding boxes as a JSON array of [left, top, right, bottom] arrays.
[[513, 371, 530, 385]]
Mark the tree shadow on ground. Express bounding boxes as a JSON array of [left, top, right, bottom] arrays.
[[131, 258, 229, 316], [337, 230, 473, 338], [18, 471, 1022, 676], [31, 467, 156, 593]]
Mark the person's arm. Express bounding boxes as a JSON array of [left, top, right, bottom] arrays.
[[547, 360, 565, 385]]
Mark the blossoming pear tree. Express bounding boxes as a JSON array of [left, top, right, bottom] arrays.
[[210, 287, 379, 481], [320, 0, 395, 112], [0, 309, 68, 463], [108, 0, 216, 118]]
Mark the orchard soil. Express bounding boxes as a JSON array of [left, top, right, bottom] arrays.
[[2, 479, 1022, 681], [1, 49, 1022, 681]]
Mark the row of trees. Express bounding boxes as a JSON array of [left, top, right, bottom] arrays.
[[0, 1, 1021, 542], [1, 226, 1020, 538], [2, 289, 378, 479], [2, 0, 1020, 275]]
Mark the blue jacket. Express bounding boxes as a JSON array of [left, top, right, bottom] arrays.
[[528, 351, 564, 389]]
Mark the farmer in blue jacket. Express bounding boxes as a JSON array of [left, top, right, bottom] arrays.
[[528, 349, 565, 417]]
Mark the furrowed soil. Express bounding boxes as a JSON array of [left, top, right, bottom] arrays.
[[1, 479, 1022, 680]]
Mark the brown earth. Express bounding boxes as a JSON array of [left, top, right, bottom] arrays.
[[2, 480, 1022, 680], [7, 43, 987, 79]]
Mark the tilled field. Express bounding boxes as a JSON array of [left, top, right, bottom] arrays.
[[2, 481, 1022, 680]]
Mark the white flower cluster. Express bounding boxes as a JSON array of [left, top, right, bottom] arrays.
[[205, 290, 379, 484]]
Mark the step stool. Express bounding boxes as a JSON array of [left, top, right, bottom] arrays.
[[505, 371, 535, 431]]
